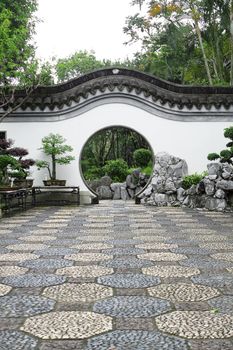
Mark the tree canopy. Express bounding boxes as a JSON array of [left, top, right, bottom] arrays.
[[124, 0, 233, 85]]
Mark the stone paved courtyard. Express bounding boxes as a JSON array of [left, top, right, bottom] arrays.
[[0, 200, 233, 349]]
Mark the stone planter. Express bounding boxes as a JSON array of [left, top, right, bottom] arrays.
[[43, 179, 66, 186], [13, 179, 34, 188]]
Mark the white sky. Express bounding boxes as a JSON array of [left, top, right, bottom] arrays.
[[35, 0, 140, 62]]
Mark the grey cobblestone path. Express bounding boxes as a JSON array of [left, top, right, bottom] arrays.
[[0, 200, 233, 349]]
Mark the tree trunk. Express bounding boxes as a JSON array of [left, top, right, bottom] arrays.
[[52, 154, 56, 180], [194, 18, 213, 86]]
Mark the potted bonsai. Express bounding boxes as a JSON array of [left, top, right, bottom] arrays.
[[36, 133, 75, 186], [0, 139, 35, 188]]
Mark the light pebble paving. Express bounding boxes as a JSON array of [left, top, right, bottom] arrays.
[[19, 235, 57, 241], [193, 235, 228, 242], [142, 266, 200, 278], [0, 230, 12, 234], [83, 224, 113, 228], [133, 236, 167, 241], [56, 266, 114, 278], [211, 253, 233, 261], [138, 252, 187, 261], [0, 266, 28, 277], [0, 253, 39, 262], [80, 236, 111, 242], [64, 253, 113, 262], [6, 243, 48, 251], [135, 243, 178, 249], [148, 283, 220, 302], [45, 219, 71, 223], [21, 311, 112, 339], [0, 283, 12, 296], [43, 283, 113, 303], [155, 311, 233, 339], [199, 243, 233, 250], [71, 243, 113, 250]]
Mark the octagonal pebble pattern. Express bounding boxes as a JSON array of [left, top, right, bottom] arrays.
[[2, 273, 66, 288], [0, 253, 39, 262], [135, 243, 178, 250], [138, 252, 187, 261], [93, 296, 171, 317], [101, 257, 154, 268], [211, 253, 233, 261], [0, 283, 12, 296], [180, 257, 233, 270], [0, 266, 28, 277], [148, 283, 220, 302], [19, 258, 73, 270], [142, 266, 200, 278], [0, 295, 55, 317], [43, 283, 113, 303], [19, 235, 57, 241], [65, 253, 112, 262], [21, 311, 112, 339], [0, 330, 38, 350], [208, 295, 233, 315], [72, 243, 113, 250], [97, 273, 160, 288], [35, 248, 76, 256], [6, 243, 48, 251], [191, 274, 233, 288], [56, 266, 114, 278], [156, 311, 233, 339], [87, 330, 189, 350]]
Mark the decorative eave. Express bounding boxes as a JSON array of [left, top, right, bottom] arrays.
[[2, 68, 233, 112]]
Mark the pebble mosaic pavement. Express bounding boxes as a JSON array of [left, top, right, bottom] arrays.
[[0, 200, 233, 349]]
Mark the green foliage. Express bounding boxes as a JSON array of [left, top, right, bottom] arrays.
[[182, 172, 207, 190], [103, 159, 129, 182], [207, 153, 220, 161], [0, 155, 19, 185], [36, 133, 75, 180], [207, 126, 233, 164], [133, 148, 152, 168], [0, 0, 38, 86], [124, 0, 233, 85]]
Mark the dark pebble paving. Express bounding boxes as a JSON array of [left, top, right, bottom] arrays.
[[35, 248, 77, 256], [0, 239, 20, 246], [93, 296, 171, 317], [191, 274, 233, 288], [208, 295, 233, 315], [100, 257, 154, 268], [0, 295, 55, 317], [180, 257, 233, 270], [106, 239, 142, 245], [0, 330, 38, 350], [97, 273, 160, 288], [103, 248, 145, 255], [86, 330, 189, 350], [2, 274, 66, 287], [19, 258, 73, 269]]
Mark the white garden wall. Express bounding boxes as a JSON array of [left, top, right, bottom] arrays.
[[1, 102, 232, 192]]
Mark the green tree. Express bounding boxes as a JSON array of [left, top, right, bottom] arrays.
[[124, 0, 233, 85], [0, 1, 54, 122]]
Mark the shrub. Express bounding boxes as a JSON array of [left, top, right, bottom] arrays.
[[207, 126, 233, 164], [103, 159, 129, 182], [182, 172, 207, 190], [133, 148, 152, 168], [83, 165, 104, 180]]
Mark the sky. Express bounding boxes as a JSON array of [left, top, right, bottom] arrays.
[[35, 0, 140, 62]]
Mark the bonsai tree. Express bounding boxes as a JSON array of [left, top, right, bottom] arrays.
[[36, 133, 75, 182], [208, 126, 233, 164], [0, 139, 35, 186]]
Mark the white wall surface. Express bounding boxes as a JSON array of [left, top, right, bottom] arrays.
[[2, 103, 232, 190]]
